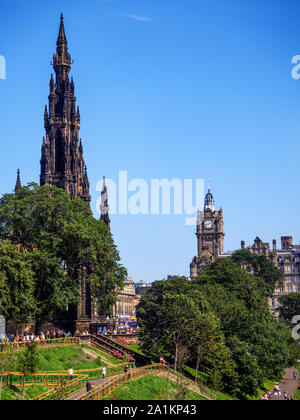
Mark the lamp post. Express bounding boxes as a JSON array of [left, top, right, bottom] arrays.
[[106, 316, 110, 333]]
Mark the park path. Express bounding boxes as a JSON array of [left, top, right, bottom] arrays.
[[65, 377, 110, 400], [272, 367, 299, 400]]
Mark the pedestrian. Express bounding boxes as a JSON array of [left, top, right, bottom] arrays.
[[86, 381, 93, 393], [293, 370, 297, 381], [102, 367, 106, 379], [68, 366, 74, 381]]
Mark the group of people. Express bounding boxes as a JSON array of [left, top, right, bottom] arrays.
[[261, 370, 298, 401], [1, 330, 72, 345], [261, 384, 283, 400]]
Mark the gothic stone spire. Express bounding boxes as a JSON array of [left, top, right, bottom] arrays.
[[100, 176, 111, 229], [40, 14, 91, 205], [15, 169, 22, 192]]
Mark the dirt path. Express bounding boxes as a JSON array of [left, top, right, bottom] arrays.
[[272, 367, 299, 401], [156, 371, 213, 400], [65, 377, 110, 400]]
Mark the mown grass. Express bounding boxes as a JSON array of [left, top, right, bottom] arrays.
[[125, 344, 160, 363], [80, 344, 121, 365], [104, 374, 208, 401], [9, 345, 107, 372], [1, 384, 50, 400]]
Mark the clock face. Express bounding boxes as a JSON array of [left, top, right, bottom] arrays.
[[204, 220, 213, 229]]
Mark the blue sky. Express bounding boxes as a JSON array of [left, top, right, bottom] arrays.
[[1, 0, 300, 283]]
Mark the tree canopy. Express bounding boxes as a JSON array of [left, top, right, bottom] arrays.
[[0, 183, 126, 327], [231, 249, 283, 296], [278, 293, 300, 325], [137, 260, 293, 399]]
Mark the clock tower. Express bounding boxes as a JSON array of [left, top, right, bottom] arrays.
[[190, 188, 225, 278]]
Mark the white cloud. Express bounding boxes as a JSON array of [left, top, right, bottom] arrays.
[[129, 14, 152, 22]]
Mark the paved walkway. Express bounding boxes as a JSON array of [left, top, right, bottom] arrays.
[[65, 377, 110, 400], [272, 367, 299, 401]]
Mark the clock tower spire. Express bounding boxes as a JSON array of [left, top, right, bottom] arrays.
[[190, 185, 225, 278]]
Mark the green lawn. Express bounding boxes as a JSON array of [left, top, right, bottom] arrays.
[[80, 344, 122, 365], [104, 374, 208, 401], [9, 345, 108, 372], [126, 344, 160, 363], [0, 384, 50, 400]]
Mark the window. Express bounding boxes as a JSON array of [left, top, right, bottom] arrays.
[[285, 265, 292, 273]]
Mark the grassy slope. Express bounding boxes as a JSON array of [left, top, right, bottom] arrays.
[[104, 374, 208, 401], [1, 344, 124, 400], [80, 344, 121, 365], [1, 385, 50, 400], [294, 363, 300, 400], [8, 344, 123, 372]]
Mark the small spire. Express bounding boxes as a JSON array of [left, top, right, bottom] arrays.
[[100, 176, 110, 229], [50, 73, 54, 92], [71, 76, 74, 94], [79, 138, 83, 153], [15, 169, 22, 192]]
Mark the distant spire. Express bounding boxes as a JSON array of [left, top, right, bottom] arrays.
[[15, 169, 22, 192], [100, 176, 111, 229]]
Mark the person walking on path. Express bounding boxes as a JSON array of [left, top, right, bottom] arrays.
[[68, 366, 74, 381], [86, 381, 93, 393], [293, 370, 297, 381], [102, 367, 106, 379]]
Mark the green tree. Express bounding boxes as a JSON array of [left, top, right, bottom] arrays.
[[0, 344, 13, 401], [0, 184, 126, 328], [17, 341, 40, 398], [195, 259, 290, 396], [231, 249, 283, 296], [0, 240, 35, 332], [278, 293, 300, 324]]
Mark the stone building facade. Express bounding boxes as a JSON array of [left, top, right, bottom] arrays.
[[112, 276, 140, 323], [241, 236, 300, 315]]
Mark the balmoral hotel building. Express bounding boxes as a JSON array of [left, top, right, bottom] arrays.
[[241, 236, 300, 315], [190, 189, 300, 316]]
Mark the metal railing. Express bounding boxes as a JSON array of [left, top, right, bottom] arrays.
[[75, 364, 165, 400], [30, 362, 133, 400], [75, 364, 216, 401], [3, 372, 81, 387], [31, 374, 89, 400]]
